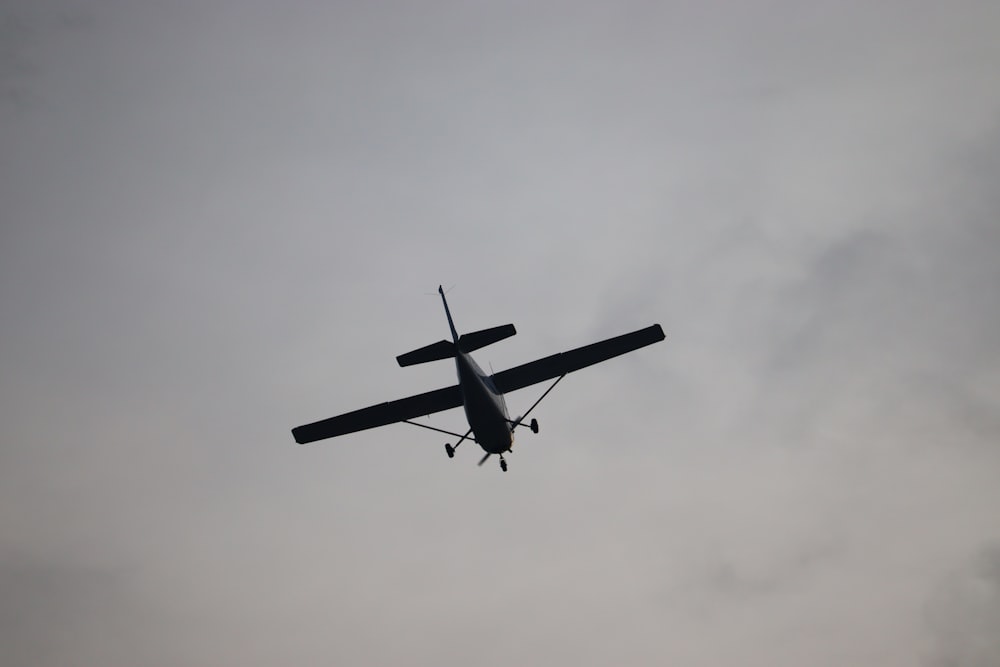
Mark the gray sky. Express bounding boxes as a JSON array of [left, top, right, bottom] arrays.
[[2, 1, 999, 665]]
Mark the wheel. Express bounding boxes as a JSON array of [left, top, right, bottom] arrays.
[[445, 444, 454, 458], [530, 418, 539, 434], [500, 458, 508, 472]]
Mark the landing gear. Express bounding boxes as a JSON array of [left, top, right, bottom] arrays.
[[509, 375, 563, 434], [509, 417, 540, 433], [478, 452, 509, 472], [442, 428, 474, 460]]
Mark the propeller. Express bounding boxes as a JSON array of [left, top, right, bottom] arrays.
[[478, 453, 491, 466]]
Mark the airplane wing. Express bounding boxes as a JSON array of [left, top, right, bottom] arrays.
[[491, 324, 665, 394], [292, 384, 463, 444]]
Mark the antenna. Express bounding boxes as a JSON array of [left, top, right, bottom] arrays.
[[424, 284, 456, 296]]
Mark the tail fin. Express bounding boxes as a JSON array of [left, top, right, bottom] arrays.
[[396, 324, 516, 367], [397, 286, 517, 367], [438, 285, 459, 343]]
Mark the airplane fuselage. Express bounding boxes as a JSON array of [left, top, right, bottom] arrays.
[[454, 350, 513, 455]]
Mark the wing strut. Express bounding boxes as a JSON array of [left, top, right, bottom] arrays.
[[402, 420, 478, 442], [510, 374, 565, 430]]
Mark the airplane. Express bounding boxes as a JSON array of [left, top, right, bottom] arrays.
[[291, 286, 665, 471]]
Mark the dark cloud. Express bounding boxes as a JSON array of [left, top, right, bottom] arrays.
[[0, 2, 94, 112], [0, 6, 40, 110]]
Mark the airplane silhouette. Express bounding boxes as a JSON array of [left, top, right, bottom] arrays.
[[292, 286, 665, 471]]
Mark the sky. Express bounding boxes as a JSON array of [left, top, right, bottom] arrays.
[[2, 1, 999, 665]]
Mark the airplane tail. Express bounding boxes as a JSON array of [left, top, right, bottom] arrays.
[[397, 324, 517, 367], [396, 340, 455, 366], [439, 285, 460, 343], [459, 323, 516, 353]]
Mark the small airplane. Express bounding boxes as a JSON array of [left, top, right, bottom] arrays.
[[292, 286, 665, 471]]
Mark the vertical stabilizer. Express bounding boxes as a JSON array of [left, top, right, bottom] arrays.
[[439, 285, 459, 343]]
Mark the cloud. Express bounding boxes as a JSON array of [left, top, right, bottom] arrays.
[[1, 2, 999, 665], [0, 548, 155, 666], [925, 546, 1000, 667]]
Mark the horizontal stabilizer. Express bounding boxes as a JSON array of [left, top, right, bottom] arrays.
[[396, 339, 455, 367], [459, 323, 516, 353]]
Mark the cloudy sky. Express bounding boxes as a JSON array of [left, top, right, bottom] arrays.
[[2, 1, 999, 665]]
